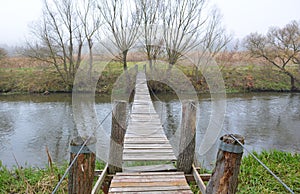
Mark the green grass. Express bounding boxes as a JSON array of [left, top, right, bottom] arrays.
[[237, 150, 299, 193], [0, 160, 106, 193], [0, 160, 68, 193], [1, 151, 298, 193], [1, 58, 299, 94]]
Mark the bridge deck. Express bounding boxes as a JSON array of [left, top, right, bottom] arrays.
[[123, 72, 176, 162], [108, 71, 192, 193], [109, 172, 193, 193]]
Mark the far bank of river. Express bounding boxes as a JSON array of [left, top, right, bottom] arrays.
[[0, 92, 299, 169]]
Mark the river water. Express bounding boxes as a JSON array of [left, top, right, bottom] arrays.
[[0, 93, 299, 169]]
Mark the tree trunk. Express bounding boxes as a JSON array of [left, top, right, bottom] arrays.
[[123, 50, 128, 71], [290, 75, 297, 91]]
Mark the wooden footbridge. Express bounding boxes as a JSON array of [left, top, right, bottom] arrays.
[[107, 72, 192, 193], [66, 70, 245, 194]]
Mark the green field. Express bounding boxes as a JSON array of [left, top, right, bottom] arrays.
[[1, 59, 300, 95]]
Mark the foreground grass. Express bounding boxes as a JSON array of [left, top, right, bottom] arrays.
[[237, 150, 299, 193], [0, 160, 106, 194], [1, 151, 298, 193]]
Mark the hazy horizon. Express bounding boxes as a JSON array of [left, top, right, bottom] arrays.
[[0, 0, 300, 46]]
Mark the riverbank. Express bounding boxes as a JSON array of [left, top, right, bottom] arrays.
[[0, 57, 299, 95], [0, 150, 298, 193]]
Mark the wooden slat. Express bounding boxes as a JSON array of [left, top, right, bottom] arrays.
[[109, 171, 192, 193], [114, 191, 192, 194], [123, 154, 176, 161], [192, 164, 206, 194], [124, 148, 174, 153], [91, 164, 108, 194], [123, 164, 176, 172], [124, 144, 173, 149]]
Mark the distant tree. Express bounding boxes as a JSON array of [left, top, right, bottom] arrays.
[[0, 47, 7, 60], [26, 0, 100, 89], [162, 0, 206, 67], [137, 0, 163, 69], [244, 20, 300, 91], [192, 7, 232, 82], [98, 0, 141, 71]]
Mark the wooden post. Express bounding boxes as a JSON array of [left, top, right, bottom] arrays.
[[108, 100, 127, 174], [68, 136, 96, 194], [177, 100, 196, 174], [206, 134, 245, 194]]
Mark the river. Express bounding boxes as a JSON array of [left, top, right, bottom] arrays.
[[0, 93, 299, 169]]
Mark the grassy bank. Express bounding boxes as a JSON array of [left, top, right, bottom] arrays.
[[0, 151, 298, 193], [0, 160, 106, 193], [0, 57, 299, 94]]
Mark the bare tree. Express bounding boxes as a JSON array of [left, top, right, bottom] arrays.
[[77, 0, 102, 76], [192, 7, 232, 82], [26, 0, 99, 89], [244, 20, 300, 91], [137, 0, 163, 68], [98, 0, 141, 70], [162, 0, 206, 67], [0, 47, 7, 60], [201, 8, 231, 57]]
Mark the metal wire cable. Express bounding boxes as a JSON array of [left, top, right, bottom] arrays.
[[188, 102, 295, 193], [194, 103, 295, 194], [228, 133, 295, 194], [52, 103, 117, 194]]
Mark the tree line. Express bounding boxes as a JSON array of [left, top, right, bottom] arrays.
[[12, 0, 300, 91], [23, 0, 230, 89]]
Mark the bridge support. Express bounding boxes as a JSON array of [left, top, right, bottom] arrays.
[[68, 136, 96, 194], [177, 100, 197, 174], [108, 100, 128, 174], [206, 134, 244, 194]]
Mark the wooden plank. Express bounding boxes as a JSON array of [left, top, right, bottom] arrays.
[[112, 175, 184, 180], [109, 185, 191, 192], [124, 144, 173, 149], [123, 154, 177, 161], [91, 164, 108, 194], [109, 170, 193, 193], [110, 180, 187, 187], [123, 148, 174, 153], [192, 164, 206, 194], [125, 137, 168, 141], [125, 133, 166, 137], [123, 164, 176, 172], [115, 171, 184, 176], [114, 191, 192, 194]]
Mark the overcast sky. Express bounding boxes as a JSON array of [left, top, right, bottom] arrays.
[[0, 0, 300, 46]]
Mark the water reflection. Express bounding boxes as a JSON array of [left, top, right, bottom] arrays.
[[154, 93, 300, 170], [0, 93, 299, 169]]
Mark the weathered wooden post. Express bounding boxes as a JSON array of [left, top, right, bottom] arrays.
[[68, 136, 96, 194], [206, 134, 244, 194], [177, 100, 196, 174], [108, 100, 128, 174]]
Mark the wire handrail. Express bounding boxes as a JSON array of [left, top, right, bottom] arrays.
[[52, 103, 117, 194], [228, 134, 295, 194], [192, 102, 295, 194]]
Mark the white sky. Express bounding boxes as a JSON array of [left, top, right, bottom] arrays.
[[0, 0, 300, 46]]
